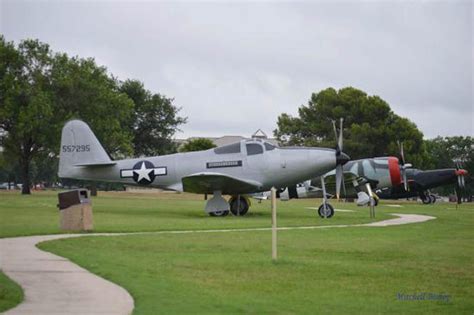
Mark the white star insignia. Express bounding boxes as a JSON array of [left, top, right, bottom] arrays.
[[134, 162, 153, 182]]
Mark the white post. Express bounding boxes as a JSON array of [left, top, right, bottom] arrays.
[[271, 187, 277, 261]]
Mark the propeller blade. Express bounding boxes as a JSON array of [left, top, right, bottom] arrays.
[[402, 169, 409, 191], [331, 120, 339, 154], [397, 141, 405, 166], [336, 164, 342, 200], [461, 175, 465, 188], [342, 172, 347, 199], [457, 175, 462, 188], [338, 118, 344, 152]]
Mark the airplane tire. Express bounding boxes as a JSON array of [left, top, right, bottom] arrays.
[[318, 203, 334, 218], [229, 196, 249, 216], [429, 195, 436, 204], [421, 196, 431, 204], [209, 210, 229, 217]]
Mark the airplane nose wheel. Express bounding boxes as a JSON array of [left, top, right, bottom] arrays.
[[318, 203, 334, 218], [318, 176, 335, 218]]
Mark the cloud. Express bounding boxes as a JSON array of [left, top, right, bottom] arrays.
[[1, 0, 472, 138]]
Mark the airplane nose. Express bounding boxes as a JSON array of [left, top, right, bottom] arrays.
[[455, 169, 468, 176], [336, 152, 350, 165]]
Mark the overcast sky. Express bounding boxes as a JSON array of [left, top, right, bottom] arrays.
[[1, 0, 472, 139]]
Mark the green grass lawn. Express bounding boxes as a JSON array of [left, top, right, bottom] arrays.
[[1, 191, 473, 314], [0, 190, 391, 238], [0, 272, 23, 312]]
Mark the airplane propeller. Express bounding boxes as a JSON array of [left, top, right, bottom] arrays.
[[332, 118, 349, 200], [454, 162, 468, 204], [397, 141, 412, 191], [455, 162, 467, 189]]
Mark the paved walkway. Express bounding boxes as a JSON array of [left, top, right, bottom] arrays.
[[0, 234, 134, 315], [0, 213, 435, 315]]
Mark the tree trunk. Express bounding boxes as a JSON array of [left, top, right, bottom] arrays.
[[21, 157, 31, 195], [90, 183, 98, 196]]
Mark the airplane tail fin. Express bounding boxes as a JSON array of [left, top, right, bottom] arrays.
[[59, 120, 114, 178]]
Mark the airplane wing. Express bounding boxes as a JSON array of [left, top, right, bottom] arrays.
[[322, 171, 359, 187], [74, 162, 116, 167], [311, 171, 367, 198], [182, 172, 263, 194]]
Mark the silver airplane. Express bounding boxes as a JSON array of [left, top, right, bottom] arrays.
[[59, 120, 350, 216]]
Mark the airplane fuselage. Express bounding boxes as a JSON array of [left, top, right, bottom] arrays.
[[376, 168, 461, 199], [62, 140, 340, 194]]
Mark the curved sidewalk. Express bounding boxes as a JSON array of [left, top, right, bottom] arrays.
[[0, 234, 134, 315], [0, 213, 435, 315]]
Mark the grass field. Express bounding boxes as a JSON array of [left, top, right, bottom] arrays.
[[1, 191, 473, 314], [0, 272, 23, 312], [0, 190, 391, 238]]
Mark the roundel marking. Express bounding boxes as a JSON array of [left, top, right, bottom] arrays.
[[120, 161, 167, 185], [133, 161, 156, 185]]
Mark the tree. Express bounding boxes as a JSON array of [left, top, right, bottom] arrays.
[[274, 87, 427, 165], [179, 138, 216, 152], [120, 79, 187, 156], [0, 152, 19, 188], [0, 37, 55, 194], [424, 136, 473, 197], [51, 54, 134, 158], [0, 37, 134, 194]]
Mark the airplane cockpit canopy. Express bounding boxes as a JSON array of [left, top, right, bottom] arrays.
[[213, 139, 277, 155], [214, 142, 241, 154], [246, 143, 263, 155], [263, 142, 276, 151]]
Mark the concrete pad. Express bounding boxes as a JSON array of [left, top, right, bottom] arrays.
[[362, 213, 436, 227]]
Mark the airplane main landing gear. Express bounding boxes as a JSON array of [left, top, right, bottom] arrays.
[[206, 191, 230, 217], [209, 210, 229, 217], [229, 195, 250, 216], [420, 192, 436, 204], [206, 192, 251, 217], [318, 203, 334, 218]]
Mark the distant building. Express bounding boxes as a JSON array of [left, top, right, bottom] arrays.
[[175, 129, 279, 149]]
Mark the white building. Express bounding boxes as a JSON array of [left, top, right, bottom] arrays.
[[175, 129, 279, 149]]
